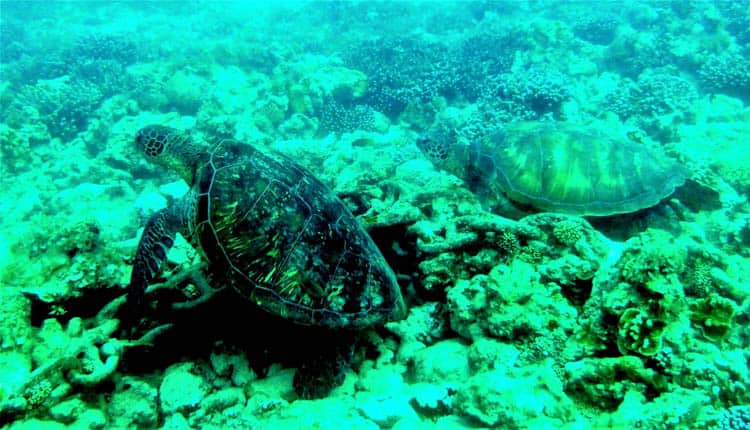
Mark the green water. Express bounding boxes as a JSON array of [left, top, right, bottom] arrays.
[[0, 1, 749, 429]]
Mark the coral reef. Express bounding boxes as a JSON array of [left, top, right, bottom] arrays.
[[1, 1, 749, 429], [697, 52, 750, 102], [343, 36, 457, 118], [317, 99, 376, 136], [11, 77, 103, 140], [573, 16, 620, 45]]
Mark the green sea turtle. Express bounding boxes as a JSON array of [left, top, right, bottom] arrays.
[[125, 124, 406, 329], [417, 121, 689, 217]]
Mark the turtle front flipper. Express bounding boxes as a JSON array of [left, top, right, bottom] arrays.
[[122, 200, 191, 328]]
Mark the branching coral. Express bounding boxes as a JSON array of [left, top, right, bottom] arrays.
[[343, 36, 457, 118], [1, 295, 170, 421], [573, 16, 620, 45], [72, 33, 139, 65], [317, 99, 376, 135], [697, 52, 750, 101], [14, 77, 103, 140], [449, 32, 527, 101], [30, 312, 122, 389]]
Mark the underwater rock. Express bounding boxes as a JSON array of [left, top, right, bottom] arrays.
[[209, 349, 256, 388], [564, 356, 667, 410], [0, 124, 39, 174], [467, 338, 520, 373], [411, 339, 470, 385], [263, 397, 378, 430], [678, 97, 750, 194], [21, 220, 129, 309], [0, 350, 31, 420], [200, 387, 246, 415], [447, 259, 577, 343], [0, 290, 32, 351], [108, 376, 159, 428], [454, 362, 576, 427], [159, 362, 211, 415], [165, 70, 209, 115], [48, 397, 104, 426], [408, 383, 454, 420], [352, 363, 421, 425], [356, 393, 419, 428], [595, 388, 707, 429], [387, 302, 445, 343], [161, 412, 193, 430], [6, 418, 67, 430]]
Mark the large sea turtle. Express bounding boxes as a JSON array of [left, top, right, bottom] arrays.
[[125, 124, 405, 331], [417, 121, 689, 217]]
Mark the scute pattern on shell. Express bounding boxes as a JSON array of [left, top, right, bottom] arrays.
[[192, 141, 405, 327], [466, 121, 689, 216]]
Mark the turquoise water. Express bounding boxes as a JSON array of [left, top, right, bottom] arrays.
[[1, 1, 749, 429]]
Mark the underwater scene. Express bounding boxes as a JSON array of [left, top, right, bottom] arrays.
[[1, 1, 749, 429]]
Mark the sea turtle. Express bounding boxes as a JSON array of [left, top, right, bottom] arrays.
[[417, 121, 689, 217], [125, 124, 405, 331]]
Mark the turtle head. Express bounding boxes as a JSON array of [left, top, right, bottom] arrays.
[[416, 126, 454, 163], [416, 125, 466, 174], [135, 125, 205, 183]]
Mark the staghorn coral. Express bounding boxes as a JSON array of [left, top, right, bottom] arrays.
[[0, 296, 157, 421]]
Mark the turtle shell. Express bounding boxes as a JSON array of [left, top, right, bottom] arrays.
[[466, 121, 689, 216], [190, 141, 405, 328]]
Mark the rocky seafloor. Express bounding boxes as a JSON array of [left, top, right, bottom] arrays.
[[0, 1, 749, 429]]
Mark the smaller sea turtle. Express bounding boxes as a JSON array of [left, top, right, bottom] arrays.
[[123, 125, 406, 397], [417, 121, 689, 217]]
